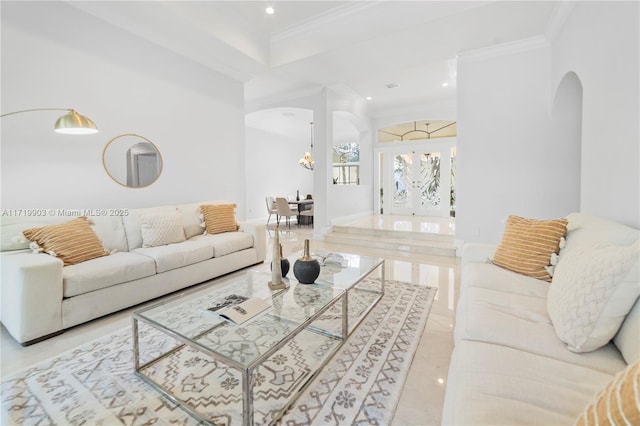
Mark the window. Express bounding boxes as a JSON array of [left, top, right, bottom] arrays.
[[333, 164, 359, 185], [332, 143, 359, 185]]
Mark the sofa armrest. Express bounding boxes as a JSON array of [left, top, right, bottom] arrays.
[[1, 252, 63, 344], [238, 222, 266, 263], [462, 243, 496, 266]]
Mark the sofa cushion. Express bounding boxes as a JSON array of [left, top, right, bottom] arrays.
[[63, 252, 156, 297], [548, 242, 640, 353], [562, 212, 639, 261], [441, 340, 617, 426], [461, 261, 550, 295], [200, 204, 238, 235], [140, 210, 186, 247], [22, 217, 110, 266], [189, 232, 254, 257], [122, 205, 176, 250], [455, 274, 627, 374], [1, 216, 65, 251], [177, 202, 205, 239], [614, 297, 640, 364], [575, 359, 640, 426], [177, 201, 238, 239], [133, 239, 213, 273], [492, 215, 568, 282], [90, 216, 129, 252]]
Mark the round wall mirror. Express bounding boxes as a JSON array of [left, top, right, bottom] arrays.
[[102, 134, 163, 188]]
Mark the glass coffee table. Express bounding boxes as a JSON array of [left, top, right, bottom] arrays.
[[132, 252, 384, 425]]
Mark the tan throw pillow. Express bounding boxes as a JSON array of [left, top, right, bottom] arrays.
[[200, 204, 238, 235], [493, 215, 568, 282], [575, 359, 640, 426], [22, 217, 109, 266], [140, 210, 186, 247]]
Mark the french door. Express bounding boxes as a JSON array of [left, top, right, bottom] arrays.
[[388, 148, 452, 217]]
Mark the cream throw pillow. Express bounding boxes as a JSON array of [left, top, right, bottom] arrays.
[[22, 217, 109, 266], [493, 215, 568, 282], [575, 359, 640, 426], [140, 211, 186, 247], [548, 242, 640, 353], [200, 204, 238, 235]]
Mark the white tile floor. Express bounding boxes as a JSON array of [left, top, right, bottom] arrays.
[[0, 216, 460, 425]]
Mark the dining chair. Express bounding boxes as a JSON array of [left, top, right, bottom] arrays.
[[275, 197, 298, 228], [299, 207, 314, 227], [265, 196, 278, 226]]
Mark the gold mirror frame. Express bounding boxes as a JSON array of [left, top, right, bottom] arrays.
[[102, 133, 163, 188]]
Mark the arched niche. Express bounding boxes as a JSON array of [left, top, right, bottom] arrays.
[[551, 71, 583, 211]]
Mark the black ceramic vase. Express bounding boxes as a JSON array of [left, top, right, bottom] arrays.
[[271, 245, 290, 277], [293, 239, 320, 284]]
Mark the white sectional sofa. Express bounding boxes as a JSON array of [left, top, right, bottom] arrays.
[[442, 213, 639, 425], [0, 201, 266, 345]]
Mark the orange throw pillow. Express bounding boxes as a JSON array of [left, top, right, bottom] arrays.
[[22, 217, 109, 266], [493, 215, 568, 282], [200, 204, 238, 235], [575, 359, 640, 426]]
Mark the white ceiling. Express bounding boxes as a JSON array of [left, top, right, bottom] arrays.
[[69, 1, 562, 119]]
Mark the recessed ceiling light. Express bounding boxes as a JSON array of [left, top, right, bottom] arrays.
[[366, 96, 373, 101], [385, 82, 400, 89], [442, 82, 449, 87], [265, 5, 275, 15]]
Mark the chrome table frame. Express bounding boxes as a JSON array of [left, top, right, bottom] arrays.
[[132, 256, 384, 426]]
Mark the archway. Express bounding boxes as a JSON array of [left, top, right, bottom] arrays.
[[244, 107, 314, 222]]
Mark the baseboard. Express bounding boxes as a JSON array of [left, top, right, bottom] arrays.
[[22, 329, 66, 347]]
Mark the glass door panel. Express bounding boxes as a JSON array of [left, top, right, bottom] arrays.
[[419, 152, 441, 211], [389, 150, 450, 217], [393, 154, 412, 210]]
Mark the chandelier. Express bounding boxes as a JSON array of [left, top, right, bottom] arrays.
[[299, 122, 314, 170]]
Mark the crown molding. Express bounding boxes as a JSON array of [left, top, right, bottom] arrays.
[[271, 1, 382, 44], [457, 35, 550, 63], [545, 0, 576, 42]]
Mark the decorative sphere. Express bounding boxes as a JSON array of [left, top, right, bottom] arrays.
[[293, 258, 320, 284]]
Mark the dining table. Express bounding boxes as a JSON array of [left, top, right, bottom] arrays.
[[288, 199, 314, 225]]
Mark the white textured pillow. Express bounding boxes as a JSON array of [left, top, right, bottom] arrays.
[[140, 211, 186, 248], [547, 241, 640, 353]]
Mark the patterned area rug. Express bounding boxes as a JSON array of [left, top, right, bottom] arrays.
[[1, 279, 436, 425]]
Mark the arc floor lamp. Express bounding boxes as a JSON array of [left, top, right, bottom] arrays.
[[0, 108, 98, 135]]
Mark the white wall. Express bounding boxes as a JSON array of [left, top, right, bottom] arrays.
[[456, 40, 582, 244], [456, 2, 640, 245], [551, 1, 639, 228], [1, 2, 247, 217], [244, 127, 314, 221]]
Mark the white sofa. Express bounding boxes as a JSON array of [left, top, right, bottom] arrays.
[[442, 213, 639, 425], [0, 201, 266, 345]]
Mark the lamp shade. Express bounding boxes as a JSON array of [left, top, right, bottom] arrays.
[[299, 152, 314, 170], [299, 122, 314, 170], [54, 110, 98, 135]]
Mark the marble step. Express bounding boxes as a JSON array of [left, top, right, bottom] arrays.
[[316, 239, 459, 265], [332, 224, 454, 244], [324, 229, 456, 257]]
